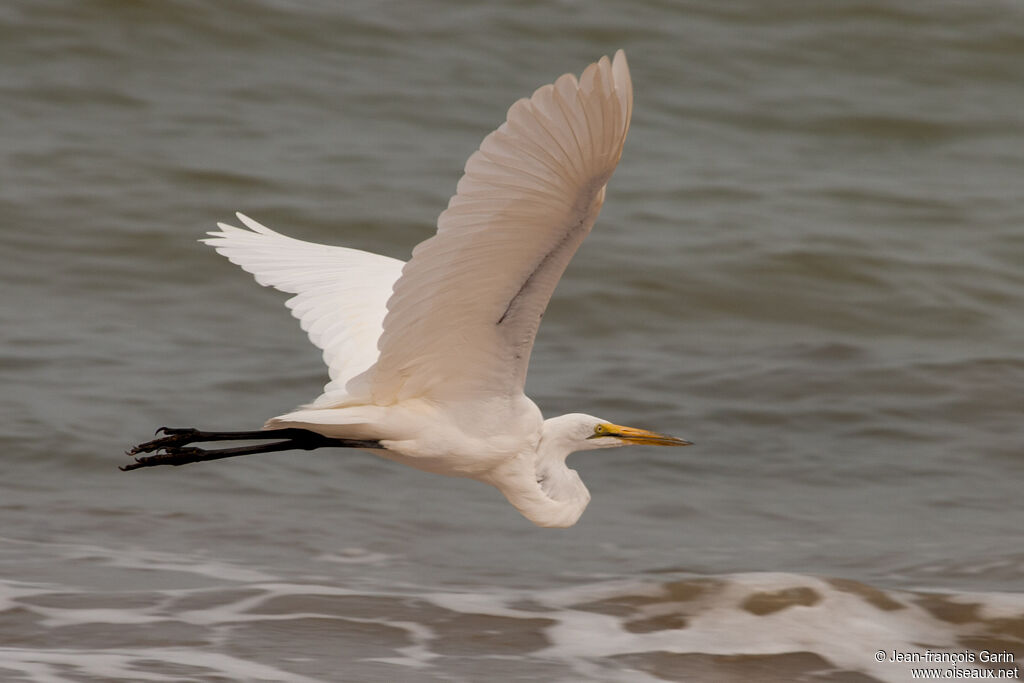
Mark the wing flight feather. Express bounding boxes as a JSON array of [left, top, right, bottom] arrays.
[[364, 51, 633, 403], [202, 215, 404, 404]]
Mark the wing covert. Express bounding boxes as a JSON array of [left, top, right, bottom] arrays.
[[365, 51, 633, 403]]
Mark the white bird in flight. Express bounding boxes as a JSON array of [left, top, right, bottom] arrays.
[[125, 50, 690, 528]]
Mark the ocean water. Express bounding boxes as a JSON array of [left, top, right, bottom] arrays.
[[1, 1, 1023, 681]]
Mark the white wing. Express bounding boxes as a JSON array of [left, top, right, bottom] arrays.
[[202, 214, 404, 404], [364, 51, 633, 403]]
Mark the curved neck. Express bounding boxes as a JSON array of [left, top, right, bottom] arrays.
[[484, 420, 592, 528]]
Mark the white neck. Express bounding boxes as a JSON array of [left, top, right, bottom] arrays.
[[485, 416, 595, 528]]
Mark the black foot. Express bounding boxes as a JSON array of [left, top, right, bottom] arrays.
[[121, 427, 383, 471], [127, 427, 201, 455], [120, 447, 206, 471]]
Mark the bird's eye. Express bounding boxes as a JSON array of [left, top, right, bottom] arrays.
[[594, 424, 608, 435]]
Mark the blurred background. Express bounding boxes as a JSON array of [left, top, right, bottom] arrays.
[[1, 1, 1022, 681]]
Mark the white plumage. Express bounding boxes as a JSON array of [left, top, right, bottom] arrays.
[[132, 51, 690, 527], [204, 214, 403, 407]]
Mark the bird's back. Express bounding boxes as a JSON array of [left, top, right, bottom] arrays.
[[268, 393, 545, 480]]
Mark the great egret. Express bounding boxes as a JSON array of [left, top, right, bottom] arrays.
[[125, 50, 691, 528]]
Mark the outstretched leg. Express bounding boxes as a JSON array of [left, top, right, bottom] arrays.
[[122, 427, 381, 471], [128, 427, 324, 455]]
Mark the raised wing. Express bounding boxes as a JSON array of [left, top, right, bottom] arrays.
[[364, 51, 633, 403], [203, 214, 405, 405]]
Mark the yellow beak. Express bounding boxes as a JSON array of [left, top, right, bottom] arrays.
[[593, 423, 692, 446]]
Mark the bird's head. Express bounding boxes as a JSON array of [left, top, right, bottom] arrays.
[[502, 412, 691, 528], [543, 413, 691, 454]]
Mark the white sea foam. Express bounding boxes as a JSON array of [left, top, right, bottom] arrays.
[[3, 544, 1020, 683], [0, 648, 325, 683]]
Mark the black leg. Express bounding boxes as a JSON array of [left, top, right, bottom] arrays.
[[128, 427, 328, 455], [122, 427, 382, 471]]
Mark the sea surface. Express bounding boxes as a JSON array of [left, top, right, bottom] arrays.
[[2, 1, 1023, 681]]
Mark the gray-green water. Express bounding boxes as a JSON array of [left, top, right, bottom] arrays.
[[2, 1, 1023, 681]]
